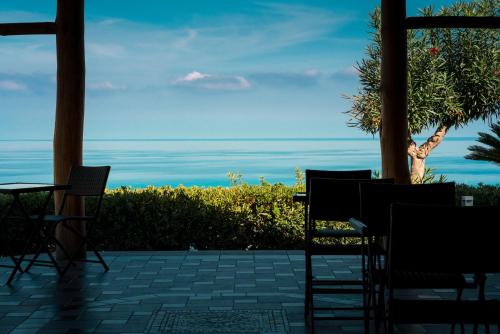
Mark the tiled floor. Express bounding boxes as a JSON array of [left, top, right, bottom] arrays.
[[0, 251, 498, 334]]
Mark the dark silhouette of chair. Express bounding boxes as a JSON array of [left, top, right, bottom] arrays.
[[386, 203, 500, 333], [355, 182, 474, 333], [25, 166, 111, 276], [305, 174, 393, 333], [302, 169, 371, 323]]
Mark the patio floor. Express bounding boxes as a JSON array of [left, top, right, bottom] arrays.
[[0, 251, 498, 334]]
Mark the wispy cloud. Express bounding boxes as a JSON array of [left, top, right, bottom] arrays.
[[0, 73, 55, 94], [249, 69, 322, 87], [172, 71, 251, 90], [88, 81, 127, 91], [1, 5, 353, 92], [0, 80, 26, 91], [331, 65, 360, 80], [87, 43, 125, 58]]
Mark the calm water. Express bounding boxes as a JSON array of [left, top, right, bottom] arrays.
[[0, 138, 498, 188]]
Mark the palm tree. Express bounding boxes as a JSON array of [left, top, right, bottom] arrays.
[[465, 121, 500, 165]]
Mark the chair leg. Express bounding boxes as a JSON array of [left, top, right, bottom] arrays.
[[475, 273, 490, 334], [362, 237, 370, 334], [305, 249, 312, 323], [5, 254, 23, 285], [59, 222, 109, 273], [23, 228, 46, 273], [24, 250, 41, 273], [450, 287, 464, 334], [387, 317, 394, 334], [88, 239, 109, 271]]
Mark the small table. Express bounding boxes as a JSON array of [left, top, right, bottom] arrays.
[[0, 183, 69, 285]]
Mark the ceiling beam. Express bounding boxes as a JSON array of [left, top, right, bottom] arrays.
[[406, 16, 500, 29], [0, 22, 56, 36]]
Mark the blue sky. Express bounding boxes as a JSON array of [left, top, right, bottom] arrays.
[[0, 0, 492, 139]]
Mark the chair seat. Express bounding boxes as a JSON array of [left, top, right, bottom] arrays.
[[30, 215, 95, 223], [390, 299, 500, 324], [393, 271, 467, 289], [312, 228, 361, 238]]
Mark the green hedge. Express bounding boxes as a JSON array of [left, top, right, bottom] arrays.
[[455, 183, 500, 206], [96, 183, 304, 251], [1, 182, 498, 253]]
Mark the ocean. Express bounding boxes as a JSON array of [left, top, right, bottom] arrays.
[[0, 138, 498, 188]]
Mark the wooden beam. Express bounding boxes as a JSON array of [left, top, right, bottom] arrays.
[[0, 22, 56, 36], [54, 0, 86, 260], [406, 16, 500, 29], [380, 0, 411, 184]]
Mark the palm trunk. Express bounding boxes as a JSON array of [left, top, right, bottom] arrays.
[[407, 125, 448, 183]]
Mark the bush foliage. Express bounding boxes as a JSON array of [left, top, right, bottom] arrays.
[[1, 180, 498, 253]]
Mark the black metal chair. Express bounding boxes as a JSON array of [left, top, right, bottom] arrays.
[[301, 169, 371, 324], [24, 166, 111, 276], [305, 174, 393, 333], [354, 182, 477, 333], [386, 203, 500, 333]]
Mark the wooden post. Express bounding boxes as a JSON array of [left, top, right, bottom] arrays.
[[54, 0, 86, 260], [380, 0, 411, 184]]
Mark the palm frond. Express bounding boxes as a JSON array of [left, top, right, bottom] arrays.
[[465, 121, 500, 165]]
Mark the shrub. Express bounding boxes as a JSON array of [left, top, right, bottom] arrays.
[[0, 181, 497, 254], [456, 183, 500, 206]]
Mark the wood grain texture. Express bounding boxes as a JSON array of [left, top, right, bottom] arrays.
[[380, 0, 411, 184], [54, 0, 86, 260]]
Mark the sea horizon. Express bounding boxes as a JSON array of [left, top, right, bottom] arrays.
[[0, 136, 480, 141], [1, 138, 498, 188]]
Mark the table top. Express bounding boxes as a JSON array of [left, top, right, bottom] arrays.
[[0, 183, 70, 194]]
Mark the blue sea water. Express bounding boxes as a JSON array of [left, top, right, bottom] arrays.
[[0, 138, 498, 188]]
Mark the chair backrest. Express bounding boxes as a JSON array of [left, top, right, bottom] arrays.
[[359, 182, 456, 236], [65, 166, 111, 196], [305, 169, 371, 194], [309, 177, 394, 222], [388, 203, 500, 276], [60, 166, 111, 216]]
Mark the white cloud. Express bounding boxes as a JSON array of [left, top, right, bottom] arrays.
[[98, 19, 125, 26], [305, 69, 321, 77], [172, 71, 251, 90], [0, 80, 26, 91], [331, 65, 360, 80], [88, 81, 126, 91], [0, 5, 353, 94], [175, 71, 210, 83], [340, 66, 359, 76]]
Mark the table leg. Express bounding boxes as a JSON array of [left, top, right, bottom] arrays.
[[17, 190, 55, 272], [0, 196, 25, 285]]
